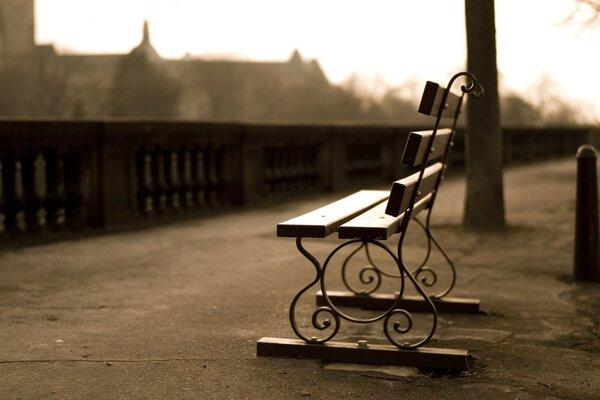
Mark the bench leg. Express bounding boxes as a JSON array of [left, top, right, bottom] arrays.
[[326, 219, 480, 314], [412, 217, 457, 299], [257, 237, 473, 370]]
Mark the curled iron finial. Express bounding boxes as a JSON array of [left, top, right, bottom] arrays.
[[448, 71, 484, 99]]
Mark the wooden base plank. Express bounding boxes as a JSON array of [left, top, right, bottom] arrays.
[[316, 290, 481, 314], [257, 337, 472, 370]]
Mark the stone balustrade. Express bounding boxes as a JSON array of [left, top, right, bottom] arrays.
[[0, 120, 593, 236]]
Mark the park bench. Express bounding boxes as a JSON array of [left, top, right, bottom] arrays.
[[257, 72, 484, 371]]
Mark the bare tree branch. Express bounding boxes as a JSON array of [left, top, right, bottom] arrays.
[[564, 0, 600, 25], [577, 0, 600, 12]]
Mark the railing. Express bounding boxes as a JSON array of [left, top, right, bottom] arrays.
[[0, 120, 595, 236], [0, 121, 100, 234]]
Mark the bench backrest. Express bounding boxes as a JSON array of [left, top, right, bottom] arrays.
[[278, 72, 482, 240], [384, 73, 482, 221]]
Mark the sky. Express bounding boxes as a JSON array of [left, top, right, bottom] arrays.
[[35, 0, 600, 118]]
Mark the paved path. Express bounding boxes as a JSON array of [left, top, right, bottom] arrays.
[[0, 158, 598, 399]]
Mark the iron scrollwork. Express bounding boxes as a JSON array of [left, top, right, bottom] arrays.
[[338, 220, 458, 301], [289, 238, 437, 350], [288, 237, 340, 344], [340, 241, 406, 296]]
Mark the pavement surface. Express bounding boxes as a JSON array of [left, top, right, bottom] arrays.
[[0, 157, 599, 400]]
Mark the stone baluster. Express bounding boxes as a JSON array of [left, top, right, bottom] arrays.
[[279, 146, 292, 193], [271, 146, 283, 194], [206, 145, 220, 207], [45, 149, 66, 229], [304, 144, 318, 187], [179, 147, 194, 210], [290, 146, 302, 190], [300, 145, 310, 186], [263, 147, 275, 192], [22, 152, 47, 230], [0, 159, 5, 233], [64, 151, 85, 228], [346, 142, 359, 174], [284, 146, 296, 190], [3, 153, 26, 231], [280, 145, 291, 193], [193, 147, 206, 209], [136, 148, 154, 215], [293, 144, 306, 190], [151, 148, 168, 214], [166, 150, 180, 211]]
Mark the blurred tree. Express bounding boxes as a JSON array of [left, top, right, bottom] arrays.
[[202, 64, 245, 120], [464, 0, 506, 231], [29, 53, 74, 117], [529, 75, 583, 126], [378, 89, 423, 123], [341, 74, 379, 115], [569, 0, 600, 22], [578, 0, 600, 9], [501, 94, 542, 127], [111, 51, 180, 118], [0, 61, 28, 116], [340, 76, 428, 124], [0, 53, 73, 117]]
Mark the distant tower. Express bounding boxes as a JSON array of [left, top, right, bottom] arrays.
[[0, 0, 35, 65], [129, 20, 160, 60], [142, 20, 150, 46]]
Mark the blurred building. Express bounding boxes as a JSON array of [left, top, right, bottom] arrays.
[[0, 0, 361, 120]]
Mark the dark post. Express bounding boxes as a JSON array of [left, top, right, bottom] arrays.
[[574, 144, 600, 282]]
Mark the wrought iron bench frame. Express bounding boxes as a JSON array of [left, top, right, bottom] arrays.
[[258, 72, 484, 370]]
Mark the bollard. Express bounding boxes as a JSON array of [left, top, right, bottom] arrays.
[[574, 144, 600, 282]]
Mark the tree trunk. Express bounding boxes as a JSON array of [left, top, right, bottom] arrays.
[[464, 0, 506, 230]]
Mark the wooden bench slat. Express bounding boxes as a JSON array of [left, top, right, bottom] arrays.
[[418, 81, 462, 119], [277, 190, 390, 238], [385, 162, 443, 217], [338, 194, 432, 240], [401, 129, 452, 167]]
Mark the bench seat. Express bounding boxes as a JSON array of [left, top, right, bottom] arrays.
[[277, 190, 389, 238], [338, 193, 432, 240]]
